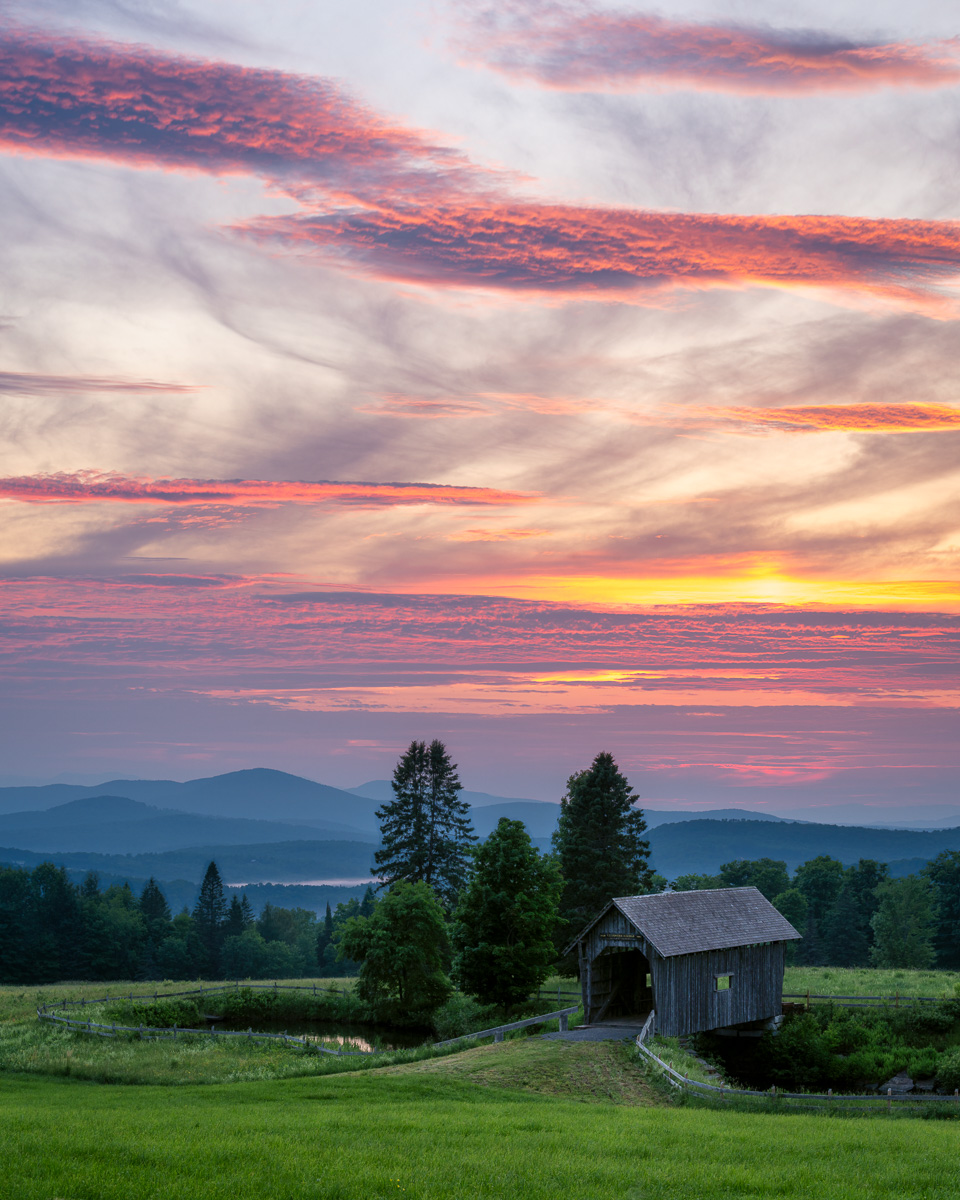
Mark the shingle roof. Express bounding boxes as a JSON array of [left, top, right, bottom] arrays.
[[608, 888, 801, 957]]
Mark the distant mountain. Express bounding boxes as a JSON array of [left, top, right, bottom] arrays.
[[0, 768, 381, 832], [647, 819, 960, 878], [0, 794, 375, 855], [349, 780, 549, 808], [0, 838, 378, 884]]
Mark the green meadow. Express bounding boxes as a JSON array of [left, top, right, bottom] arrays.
[[4, 975, 960, 1200]]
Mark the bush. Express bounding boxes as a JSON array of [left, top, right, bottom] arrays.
[[432, 993, 498, 1040], [936, 1048, 960, 1093], [103, 998, 203, 1028]]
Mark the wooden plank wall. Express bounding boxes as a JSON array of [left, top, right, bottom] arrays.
[[652, 941, 785, 1036], [578, 906, 786, 1035]]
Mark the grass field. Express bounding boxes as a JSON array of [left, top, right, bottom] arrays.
[[5, 974, 960, 1199], [5, 1049, 960, 1200], [783, 966, 960, 999]]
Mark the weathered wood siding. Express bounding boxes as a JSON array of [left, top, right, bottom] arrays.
[[578, 904, 786, 1035], [651, 941, 785, 1036]]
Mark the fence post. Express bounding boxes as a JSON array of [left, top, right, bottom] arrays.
[[559, 1013, 568, 1032], [770, 1085, 776, 1103], [887, 1088, 892, 1113]]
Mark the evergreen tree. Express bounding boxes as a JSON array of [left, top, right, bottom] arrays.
[[192, 861, 227, 975], [870, 876, 937, 968], [552, 751, 652, 936], [452, 818, 562, 1008], [224, 894, 248, 938], [360, 886, 377, 917], [240, 894, 255, 928], [373, 739, 475, 907], [140, 877, 171, 925], [316, 902, 334, 970]]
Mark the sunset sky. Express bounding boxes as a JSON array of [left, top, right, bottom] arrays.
[[1, 0, 958, 811]]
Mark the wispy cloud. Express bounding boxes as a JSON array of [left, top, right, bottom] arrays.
[[703, 402, 960, 433], [455, 3, 960, 96], [0, 470, 536, 507], [0, 370, 197, 395], [3, 25, 960, 316]]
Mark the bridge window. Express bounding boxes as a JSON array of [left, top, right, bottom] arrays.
[[715, 974, 733, 991]]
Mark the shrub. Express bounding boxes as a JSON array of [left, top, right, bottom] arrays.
[[936, 1048, 960, 1093], [103, 998, 203, 1028], [432, 994, 492, 1040]]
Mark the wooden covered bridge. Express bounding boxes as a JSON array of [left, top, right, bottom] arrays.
[[566, 887, 801, 1037]]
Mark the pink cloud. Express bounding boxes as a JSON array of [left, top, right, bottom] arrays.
[[0, 370, 197, 395], [243, 202, 960, 314], [456, 3, 960, 95], [702, 402, 960, 433], [0, 470, 536, 508]]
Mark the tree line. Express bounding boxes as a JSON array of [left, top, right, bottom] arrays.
[[0, 858, 382, 985], [673, 853, 960, 970]]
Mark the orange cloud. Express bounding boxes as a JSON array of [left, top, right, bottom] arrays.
[[248, 202, 960, 315], [458, 4, 960, 95], [449, 527, 551, 541], [0, 470, 537, 508], [0, 24, 484, 203], [702, 402, 960, 433]]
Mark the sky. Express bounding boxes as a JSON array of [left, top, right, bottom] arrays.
[[0, 0, 958, 811]]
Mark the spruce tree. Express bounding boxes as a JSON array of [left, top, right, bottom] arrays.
[[316, 902, 334, 971], [140, 877, 171, 925], [552, 751, 652, 936], [192, 861, 227, 975], [224, 895, 247, 938], [373, 739, 475, 908]]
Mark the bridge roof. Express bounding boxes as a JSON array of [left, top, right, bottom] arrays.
[[567, 886, 801, 958]]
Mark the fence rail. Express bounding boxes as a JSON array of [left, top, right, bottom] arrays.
[[38, 983, 581, 1057], [783, 993, 950, 1008], [433, 1006, 579, 1048], [634, 1017, 960, 1113], [36, 982, 371, 1054]]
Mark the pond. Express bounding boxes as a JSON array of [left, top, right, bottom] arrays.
[[210, 1018, 427, 1053]]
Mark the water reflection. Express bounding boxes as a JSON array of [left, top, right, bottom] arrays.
[[216, 1018, 425, 1053]]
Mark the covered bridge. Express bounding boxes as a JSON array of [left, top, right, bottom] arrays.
[[566, 887, 801, 1037]]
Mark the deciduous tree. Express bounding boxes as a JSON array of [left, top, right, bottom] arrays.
[[453, 818, 562, 1008], [870, 876, 937, 969], [339, 880, 452, 1023]]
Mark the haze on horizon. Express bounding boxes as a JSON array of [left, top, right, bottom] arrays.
[[0, 0, 957, 812]]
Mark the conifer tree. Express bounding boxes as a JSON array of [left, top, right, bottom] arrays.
[[373, 739, 475, 907], [192, 861, 227, 974], [316, 902, 334, 970], [552, 751, 652, 937], [224, 894, 248, 938], [140, 877, 171, 925]]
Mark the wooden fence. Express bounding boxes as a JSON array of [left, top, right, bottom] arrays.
[[37, 982, 371, 1055], [634, 1010, 960, 1113], [433, 1006, 579, 1048], [38, 983, 580, 1057]]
